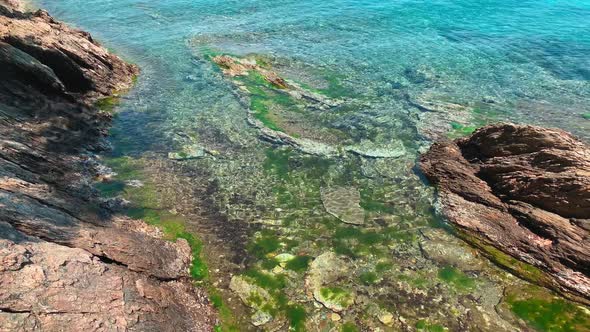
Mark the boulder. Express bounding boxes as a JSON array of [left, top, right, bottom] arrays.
[[0, 2, 216, 330], [419, 123, 590, 304]]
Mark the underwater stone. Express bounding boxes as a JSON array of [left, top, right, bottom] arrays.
[[306, 252, 352, 311], [346, 141, 406, 159], [275, 253, 296, 263], [229, 275, 274, 325], [251, 310, 273, 327], [315, 287, 355, 312], [167, 144, 207, 160], [320, 187, 365, 225], [378, 312, 395, 326]]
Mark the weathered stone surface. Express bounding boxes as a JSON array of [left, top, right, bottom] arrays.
[[321, 186, 365, 225], [0, 0, 22, 11], [0, 2, 217, 330], [229, 275, 274, 326], [420, 123, 590, 304], [305, 252, 354, 312]]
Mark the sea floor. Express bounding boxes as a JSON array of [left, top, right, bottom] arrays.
[[35, 0, 590, 330]]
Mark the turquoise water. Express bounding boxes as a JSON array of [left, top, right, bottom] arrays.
[[37, 0, 590, 331]]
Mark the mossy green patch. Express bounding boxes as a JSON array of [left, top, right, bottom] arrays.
[[248, 234, 281, 259], [244, 269, 286, 290], [320, 287, 354, 307], [437, 266, 475, 291], [285, 255, 312, 272], [95, 96, 121, 113], [505, 286, 590, 332], [415, 320, 447, 332], [316, 71, 355, 99], [95, 180, 125, 197], [375, 262, 393, 273], [100, 156, 209, 281], [397, 273, 430, 289], [359, 187, 395, 214], [359, 271, 379, 285], [287, 305, 307, 331], [263, 148, 291, 180], [449, 122, 477, 137], [458, 231, 550, 285], [341, 322, 359, 332], [209, 293, 223, 309]]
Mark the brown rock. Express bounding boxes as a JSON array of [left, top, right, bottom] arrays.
[[0, 3, 217, 330], [420, 123, 590, 304]]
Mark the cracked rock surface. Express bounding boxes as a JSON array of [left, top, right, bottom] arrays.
[[0, 2, 216, 331], [420, 123, 590, 304]]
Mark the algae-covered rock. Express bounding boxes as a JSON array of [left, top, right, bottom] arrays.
[[420, 123, 590, 303], [321, 187, 365, 225], [306, 252, 348, 290], [306, 252, 354, 312], [275, 253, 296, 263], [315, 287, 355, 312], [229, 275, 275, 325], [168, 144, 207, 160]]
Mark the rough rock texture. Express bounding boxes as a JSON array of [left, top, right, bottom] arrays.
[[0, 0, 21, 11], [420, 123, 590, 304], [0, 3, 217, 331]]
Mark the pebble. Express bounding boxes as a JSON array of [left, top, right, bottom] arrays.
[[330, 313, 341, 321], [378, 312, 394, 326]]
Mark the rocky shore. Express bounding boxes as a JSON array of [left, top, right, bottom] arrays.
[[420, 123, 590, 304], [0, 3, 216, 330]]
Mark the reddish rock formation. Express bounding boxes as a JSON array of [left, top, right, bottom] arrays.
[[420, 123, 590, 304], [0, 3, 217, 330]]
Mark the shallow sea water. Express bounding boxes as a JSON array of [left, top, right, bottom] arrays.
[[36, 0, 590, 331]]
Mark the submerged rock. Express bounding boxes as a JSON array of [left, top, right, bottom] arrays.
[[420, 123, 590, 304], [305, 252, 354, 312], [321, 187, 365, 225], [168, 144, 207, 160], [229, 275, 275, 326]]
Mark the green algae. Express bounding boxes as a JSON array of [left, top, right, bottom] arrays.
[[359, 188, 395, 214], [449, 122, 477, 136], [505, 286, 590, 332], [458, 232, 552, 286], [244, 269, 287, 291], [248, 233, 281, 259], [285, 255, 312, 272], [375, 262, 393, 273], [320, 287, 354, 308], [437, 266, 475, 291], [287, 305, 307, 331], [341, 322, 359, 332], [95, 180, 125, 197], [263, 148, 292, 180], [416, 320, 447, 332], [95, 96, 121, 113], [331, 227, 387, 258], [397, 273, 430, 289], [359, 271, 379, 285], [98, 156, 210, 281]]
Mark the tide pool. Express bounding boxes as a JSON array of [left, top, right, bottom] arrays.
[[36, 0, 590, 330]]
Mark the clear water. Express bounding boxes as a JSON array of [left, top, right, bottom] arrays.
[[36, 0, 590, 331]]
